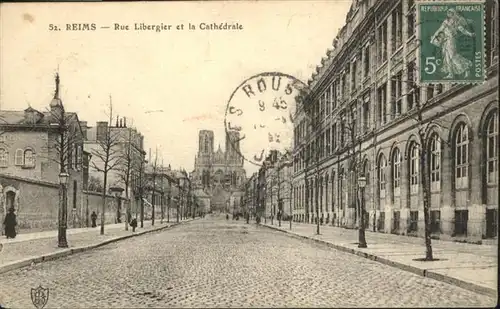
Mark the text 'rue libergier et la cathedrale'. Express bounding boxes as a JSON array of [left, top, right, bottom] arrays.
[[49, 22, 244, 32]]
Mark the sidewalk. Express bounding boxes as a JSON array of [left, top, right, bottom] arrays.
[[261, 221, 497, 297], [0, 218, 193, 274]]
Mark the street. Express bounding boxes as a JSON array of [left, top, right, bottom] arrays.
[[0, 216, 495, 308]]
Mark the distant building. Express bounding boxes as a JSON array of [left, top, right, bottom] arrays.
[[83, 117, 146, 202], [191, 130, 246, 213]]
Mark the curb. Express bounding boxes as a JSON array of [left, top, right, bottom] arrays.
[[0, 219, 194, 275], [262, 224, 497, 298]]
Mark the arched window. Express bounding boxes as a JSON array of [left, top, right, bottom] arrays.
[[15, 149, 23, 166], [486, 112, 498, 184], [455, 123, 469, 189], [392, 148, 401, 196], [0, 148, 8, 167], [24, 149, 35, 168], [378, 155, 387, 198], [409, 143, 419, 194], [429, 134, 441, 191]]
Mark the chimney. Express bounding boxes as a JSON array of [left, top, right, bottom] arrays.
[[80, 121, 88, 140], [116, 115, 119, 127], [124, 117, 127, 127], [96, 121, 108, 142], [119, 118, 123, 128]]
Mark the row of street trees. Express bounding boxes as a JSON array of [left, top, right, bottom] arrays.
[[45, 73, 194, 244], [297, 42, 445, 259]]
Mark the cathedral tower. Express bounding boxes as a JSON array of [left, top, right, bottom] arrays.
[[225, 130, 241, 161], [198, 130, 214, 155]]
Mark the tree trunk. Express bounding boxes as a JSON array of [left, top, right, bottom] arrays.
[[140, 197, 144, 228], [100, 172, 107, 235], [420, 134, 433, 260], [124, 186, 129, 231]]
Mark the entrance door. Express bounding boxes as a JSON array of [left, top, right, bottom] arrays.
[[5, 191, 15, 210]]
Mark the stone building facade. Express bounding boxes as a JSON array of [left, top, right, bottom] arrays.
[[0, 87, 86, 230], [191, 130, 246, 213], [292, 0, 498, 243]]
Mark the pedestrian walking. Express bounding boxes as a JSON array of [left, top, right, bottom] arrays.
[[3, 207, 17, 239], [91, 211, 97, 228], [130, 218, 137, 232]]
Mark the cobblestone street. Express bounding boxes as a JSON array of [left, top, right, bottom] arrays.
[[0, 216, 496, 308]]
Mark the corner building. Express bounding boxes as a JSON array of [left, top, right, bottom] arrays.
[[292, 0, 498, 243]]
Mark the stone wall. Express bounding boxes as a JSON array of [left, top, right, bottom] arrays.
[[0, 174, 129, 234], [0, 174, 59, 231]]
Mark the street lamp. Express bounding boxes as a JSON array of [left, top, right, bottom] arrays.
[[110, 186, 124, 225], [178, 177, 185, 221], [358, 176, 367, 248], [58, 172, 69, 248]]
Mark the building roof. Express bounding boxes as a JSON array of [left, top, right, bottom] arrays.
[[0, 109, 78, 127]]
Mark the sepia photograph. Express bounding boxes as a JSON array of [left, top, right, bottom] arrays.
[[0, 0, 498, 308]]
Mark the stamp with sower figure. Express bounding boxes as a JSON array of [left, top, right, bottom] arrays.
[[416, 0, 486, 84]]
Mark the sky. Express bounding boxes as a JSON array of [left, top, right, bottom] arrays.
[[0, 1, 352, 176]]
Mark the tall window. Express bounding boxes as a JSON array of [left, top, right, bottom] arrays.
[[341, 73, 347, 100], [325, 173, 329, 213], [364, 45, 370, 78], [391, 71, 403, 117], [331, 81, 337, 110], [486, 112, 498, 184], [409, 143, 419, 193], [350, 103, 357, 139], [378, 21, 388, 64], [455, 123, 469, 189], [392, 148, 401, 197], [331, 172, 336, 212], [407, 61, 420, 110], [378, 154, 387, 198], [430, 134, 441, 191], [340, 113, 346, 147], [407, 0, 416, 38], [363, 93, 370, 132], [326, 129, 331, 156], [24, 149, 35, 168], [351, 58, 358, 91], [391, 2, 403, 53], [377, 83, 388, 125], [325, 89, 331, 116], [15, 149, 23, 166], [332, 124, 337, 151], [0, 148, 7, 167]]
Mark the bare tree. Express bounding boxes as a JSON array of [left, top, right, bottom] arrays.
[[148, 148, 160, 226], [132, 155, 147, 227], [90, 96, 122, 235], [117, 127, 134, 231], [87, 176, 104, 193]]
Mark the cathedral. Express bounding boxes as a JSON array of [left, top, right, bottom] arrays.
[[192, 130, 247, 213]]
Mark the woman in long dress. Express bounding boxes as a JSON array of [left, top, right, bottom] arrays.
[[3, 207, 17, 239], [430, 8, 475, 79]]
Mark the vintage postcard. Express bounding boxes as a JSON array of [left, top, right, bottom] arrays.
[[0, 1, 498, 308]]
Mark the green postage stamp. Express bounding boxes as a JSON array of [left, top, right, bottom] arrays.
[[417, 0, 486, 84]]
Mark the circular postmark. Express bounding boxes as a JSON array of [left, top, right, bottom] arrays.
[[224, 72, 310, 169]]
